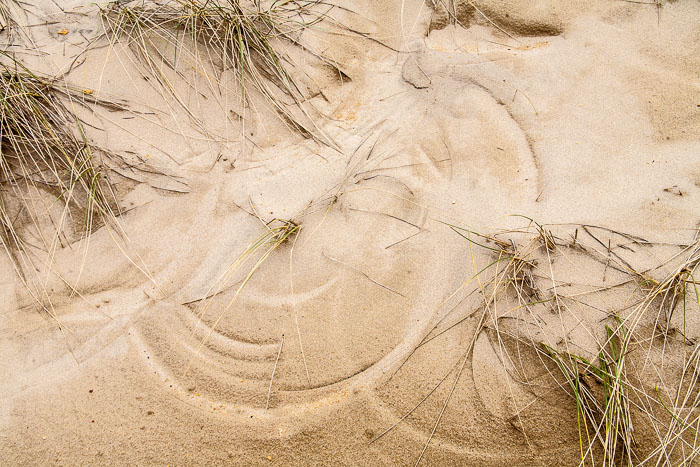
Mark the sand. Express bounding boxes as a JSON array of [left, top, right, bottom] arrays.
[[1, 0, 700, 464]]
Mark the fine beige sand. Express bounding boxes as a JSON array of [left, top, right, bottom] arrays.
[[2, 0, 700, 465]]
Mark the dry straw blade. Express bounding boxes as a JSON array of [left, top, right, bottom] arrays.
[[0, 1, 12, 33], [0, 0, 19, 36]]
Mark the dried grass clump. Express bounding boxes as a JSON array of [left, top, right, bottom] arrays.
[[99, 0, 341, 144], [373, 217, 700, 465], [0, 54, 125, 292], [479, 222, 700, 465]]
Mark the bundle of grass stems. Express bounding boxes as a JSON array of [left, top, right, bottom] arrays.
[[99, 0, 339, 144], [433, 221, 700, 466], [0, 54, 124, 297]]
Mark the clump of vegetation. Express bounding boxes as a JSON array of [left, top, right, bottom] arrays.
[[0, 0, 31, 46], [373, 217, 700, 465], [0, 53, 126, 299], [542, 319, 635, 465], [476, 222, 700, 465], [186, 217, 301, 374], [99, 0, 341, 145]]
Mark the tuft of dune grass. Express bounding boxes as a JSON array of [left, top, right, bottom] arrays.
[[451, 221, 700, 466], [99, 0, 342, 146], [0, 52, 127, 299], [375, 217, 700, 465]]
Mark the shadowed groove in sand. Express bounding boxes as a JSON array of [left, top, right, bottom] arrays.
[[131, 296, 440, 410]]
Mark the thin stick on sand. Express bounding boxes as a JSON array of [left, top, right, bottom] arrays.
[[323, 251, 405, 297], [266, 334, 285, 410]]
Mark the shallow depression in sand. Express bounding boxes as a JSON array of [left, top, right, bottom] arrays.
[[130, 165, 469, 417]]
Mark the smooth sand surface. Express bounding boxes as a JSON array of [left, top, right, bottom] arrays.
[[2, 0, 699, 464]]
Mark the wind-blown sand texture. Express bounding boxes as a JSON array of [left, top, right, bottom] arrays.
[[2, 0, 700, 465]]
